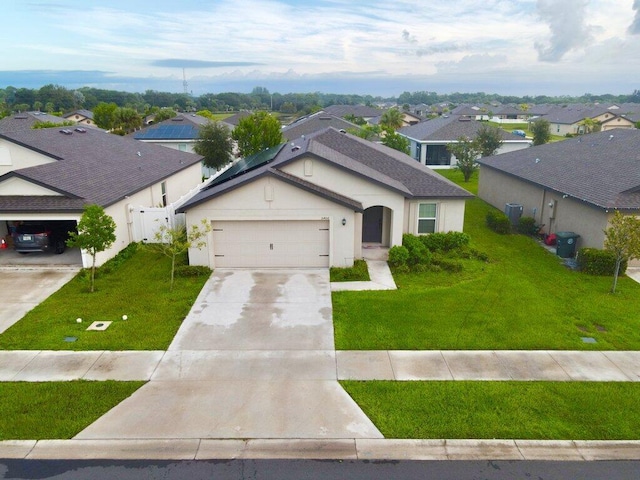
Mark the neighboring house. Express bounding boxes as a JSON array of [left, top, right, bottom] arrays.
[[398, 116, 531, 168], [218, 111, 251, 130], [477, 128, 640, 262], [0, 112, 68, 132], [133, 113, 220, 177], [63, 109, 95, 127], [282, 111, 363, 140], [490, 105, 534, 123], [177, 127, 472, 269], [544, 106, 634, 136], [0, 126, 203, 267], [450, 104, 493, 121], [323, 105, 383, 123]]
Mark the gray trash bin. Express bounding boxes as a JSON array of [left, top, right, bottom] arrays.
[[556, 232, 580, 258]]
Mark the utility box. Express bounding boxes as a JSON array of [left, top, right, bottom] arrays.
[[504, 203, 523, 226], [556, 232, 580, 258]]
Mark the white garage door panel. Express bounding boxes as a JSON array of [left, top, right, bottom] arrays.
[[212, 220, 330, 268]]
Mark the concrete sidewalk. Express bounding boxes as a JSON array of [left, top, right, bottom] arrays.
[[1, 349, 638, 382]]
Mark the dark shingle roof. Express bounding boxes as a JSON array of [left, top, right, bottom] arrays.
[[478, 128, 640, 210], [0, 112, 68, 133], [179, 128, 472, 212], [323, 105, 383, 118], [282, 112, 360, 140], [398, 116, 525, 142], [543, 105, 610, 124], [0, 127, 202, 212]]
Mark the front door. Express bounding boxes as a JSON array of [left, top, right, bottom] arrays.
[[362, 206, 383, 243]]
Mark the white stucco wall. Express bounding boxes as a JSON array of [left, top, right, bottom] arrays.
[[0, 138, 57, 176], [404, 199, 467, 235], [0, 176, 62, 195], [184, 175, 358, 268]]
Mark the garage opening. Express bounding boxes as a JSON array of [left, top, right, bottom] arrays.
[[0, 220, 82, 266], [211, 220, 330, 268]]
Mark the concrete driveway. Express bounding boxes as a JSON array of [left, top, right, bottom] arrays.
[[76, 269, 382, 440], [0, 267, 79, 334]]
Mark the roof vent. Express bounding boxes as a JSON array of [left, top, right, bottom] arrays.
[[291, 145, 301, 152], [74, 127, 87, 133], [59, 129, 73, 135], [137, 151, 142, 157], [458, 116, 471, 122], [609, 134, 614, 140], [339, 129, 346, 133], [535, 158, 540, 163]]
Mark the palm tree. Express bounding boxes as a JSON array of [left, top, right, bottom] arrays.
[[380, 108, 404, 131], [578, 117, 600, 134]]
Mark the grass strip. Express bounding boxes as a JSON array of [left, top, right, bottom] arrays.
[[0, 246, 210, 350], [0, 381, 144, 440], [330, 259, 371, 282], [341, 381, 640, 440]]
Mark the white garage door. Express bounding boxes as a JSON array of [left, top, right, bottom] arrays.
[[212, 220, 330, 268]]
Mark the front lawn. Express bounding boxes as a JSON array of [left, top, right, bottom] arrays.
[[342, 381, 640, 440], [333, 171, 640, 350], [0, 245, 210, 350], [0, 381, 144, 440]]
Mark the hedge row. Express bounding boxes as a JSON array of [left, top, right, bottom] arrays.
[[577, 248, 627, 276]]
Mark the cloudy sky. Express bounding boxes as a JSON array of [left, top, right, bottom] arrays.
[[2, 0, 640, 97]]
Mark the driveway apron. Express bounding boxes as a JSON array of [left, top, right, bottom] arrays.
[[76, 269, 382, 440]]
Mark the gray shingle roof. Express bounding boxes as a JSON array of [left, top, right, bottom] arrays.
[[398, 116, 525, 142], [179, 127, 472, 212], [282, 112, 360, 140], [323, 105, 383, 118], [477, 128, 640, 210], [0, 127, 202, 212], [543, 105, 610, 124], [0, 112, 69, 133]]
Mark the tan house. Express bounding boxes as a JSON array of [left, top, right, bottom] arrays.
[[0, 126, 203, 267], [178, 128, 473, 269], [63, 109, 96, 127], [477, 128, 640, 260], [544, 106, 635, 136]]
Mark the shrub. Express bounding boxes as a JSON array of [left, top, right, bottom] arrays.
[[174, 265, 212, 277], [388, 245, 410, 268], [420, 231, 470, 252], [486, 210, 511, 234], [517, 216, 538, 236], [402, 234, 432, 266], [577, 248, 627, 276]]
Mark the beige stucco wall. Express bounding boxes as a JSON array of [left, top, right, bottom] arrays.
[[279, 156, 407, 246], [478, 166, 608, 252], [0, 176, 62, 195], [0, 138, 56, 176], [184, 175, 358, 268], [404, 199, 467, 235]]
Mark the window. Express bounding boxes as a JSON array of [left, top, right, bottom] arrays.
[[178, 144, 187, 152], [418, 203, 437, 234], [161, 181, 167, 207]]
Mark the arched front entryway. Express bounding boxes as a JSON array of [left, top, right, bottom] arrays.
[[362, 205, 392, 245]]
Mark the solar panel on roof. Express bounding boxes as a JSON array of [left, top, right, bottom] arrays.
[[206, 143, 286, 188], [134, 124, 199, 140]]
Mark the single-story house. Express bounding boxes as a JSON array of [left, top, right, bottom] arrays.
[[544, 106, 635, 136], [282, 111, 362, 141], [323, 105, 383, 123], [0, 126, 203, 267], [398, 116, 531, 168], [177, 127, 473, 269], [63, 109, 95, 127], [133, 113, 210, 154], [0, 112, 69, 132], [477, 128, 640, 260]]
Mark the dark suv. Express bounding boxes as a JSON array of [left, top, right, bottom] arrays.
[[12, 221, 76, 254]]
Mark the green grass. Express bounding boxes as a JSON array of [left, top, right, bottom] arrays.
[[341, 381, 640, 440], [0, 381, 144, 440], [489, 121, 565, 142], [0, 246, 210, 350], [330, 259, 370, 282], [333, 171, 640, 350]]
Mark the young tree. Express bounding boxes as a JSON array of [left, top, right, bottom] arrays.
[[194, 121, 234, 169], [475, 124, 504, 157], [381, 129, 410, 154], [578, 117, 601, 134], [447, 136, 481, 182], [66, 205, 116, 293], [93, 102, 118, 130], [151, 220, 211, 291], [232, 111, 283, 157], [531, 118, 551, 146], [604, 211, 640, 293], [380, 108, 404, 131]]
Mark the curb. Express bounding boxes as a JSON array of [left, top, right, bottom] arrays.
[[2, 439, 639, 461]]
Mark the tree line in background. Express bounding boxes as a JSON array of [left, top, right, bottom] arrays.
[[2, 84, 640, 119]]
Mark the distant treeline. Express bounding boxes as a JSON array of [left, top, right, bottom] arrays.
[[1, 84, 639, 117]]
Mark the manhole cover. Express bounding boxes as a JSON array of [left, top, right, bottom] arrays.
[[87, 321, 112, 331]]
